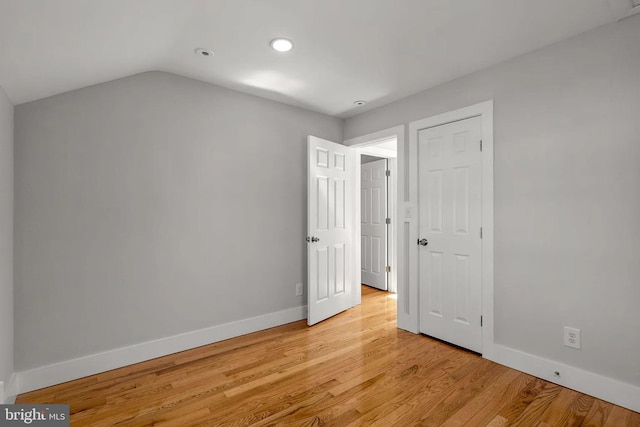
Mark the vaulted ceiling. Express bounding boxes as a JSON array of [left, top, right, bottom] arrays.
[[0, 0, 634, 117]]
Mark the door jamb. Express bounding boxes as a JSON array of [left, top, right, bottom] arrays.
[[386, 157, 397, 293], [408, 100, 495, 354]]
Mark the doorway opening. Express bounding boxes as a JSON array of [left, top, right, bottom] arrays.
[[343, 126, 404, 312], [358, 140, 397, 292]]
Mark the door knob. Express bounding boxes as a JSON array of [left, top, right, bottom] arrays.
[[307, 236, 320, 243], [417, 238, 429, 246]]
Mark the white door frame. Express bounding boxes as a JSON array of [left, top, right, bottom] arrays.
[[344, 126, 403, 313], [409, 100, 494, 354]]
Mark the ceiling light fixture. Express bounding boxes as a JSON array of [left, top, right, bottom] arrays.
[[270, 38, 293, 52], [195, 48, 214, 57], [354, 100, 367, 106]]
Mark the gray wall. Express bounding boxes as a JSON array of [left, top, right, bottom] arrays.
[[361, 154, 384, 164], [0, 87, 13, 387], [14, 71, 342, 370], [345, 16, 640, 386]]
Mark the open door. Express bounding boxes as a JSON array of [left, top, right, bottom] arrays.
[[361, 158, 388, 291], [307, 135, 354, 325]]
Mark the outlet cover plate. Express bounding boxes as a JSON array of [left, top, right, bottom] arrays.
[[564, 326, 581, 349], [295, 283, 303, 296]]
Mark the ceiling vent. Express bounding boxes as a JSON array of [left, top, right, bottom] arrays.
[[195, 48, 214, 57]]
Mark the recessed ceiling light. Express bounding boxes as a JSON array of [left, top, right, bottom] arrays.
[[354, 100, 367, 106], [270, 38, 293, 52], [195, 48, 214, 57]]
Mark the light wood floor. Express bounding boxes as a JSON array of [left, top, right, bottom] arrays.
[[17, 286, 640, 426]]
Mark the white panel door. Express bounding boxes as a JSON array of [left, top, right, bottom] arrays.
[[361, 159, 387, 290], [307, 136, 354, 325], [418, 116, 482, 353]]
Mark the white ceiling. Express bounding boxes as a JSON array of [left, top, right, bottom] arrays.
[[0, 0, 632, 117]]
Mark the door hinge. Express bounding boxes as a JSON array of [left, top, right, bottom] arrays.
[[480, 140, 483, 152], [480, 227, 483, 239], [385, 170, 391, 177], [385, 265, 391, 273], [481, 316, 483, 327], [386, 217, 391, 225]]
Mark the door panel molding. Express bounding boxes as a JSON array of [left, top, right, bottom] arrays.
[[361, 159, 388, 290]]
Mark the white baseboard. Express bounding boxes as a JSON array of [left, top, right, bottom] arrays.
[[17, 305, 307, 395], [485, 344, 640, 413], [1, 374, 19, 404]]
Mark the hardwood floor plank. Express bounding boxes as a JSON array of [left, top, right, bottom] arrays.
[[495, 377, 548, 423], [582, 399, 614, 427], [417, 363, 509, 426], [386, 358, 496, 426], [438, 367, 521, 427], [346, 351, 474, 426], [15, 286, 639, 426], [604, 404, 633, 427], [486, 415, 510, 427], [510, 382, 563, 426], [536, 387, 579, 426], [560, 393, 596, 426]]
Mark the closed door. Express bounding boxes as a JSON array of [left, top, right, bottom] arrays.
[[307, 136, 354, 325], [418, 116, 482, 353], [361, 159, 387, 290]]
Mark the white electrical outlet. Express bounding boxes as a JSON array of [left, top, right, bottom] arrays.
[[295, 283, 303, 296], [564, 326, 581, 349]]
